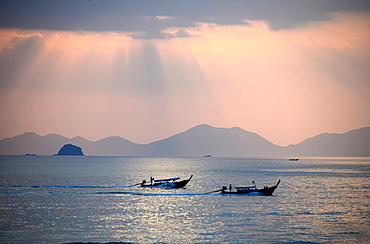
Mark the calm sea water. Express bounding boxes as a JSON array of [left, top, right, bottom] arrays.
[[0, 156, 369, 244]]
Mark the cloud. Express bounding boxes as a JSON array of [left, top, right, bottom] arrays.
[[144, 16, 176, 20], [164, 28, 199, 38], [0, 11, 369, 145], [1, 0, 369, 39]]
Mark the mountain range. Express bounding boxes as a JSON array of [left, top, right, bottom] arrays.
[[0, 124, 369, 157]]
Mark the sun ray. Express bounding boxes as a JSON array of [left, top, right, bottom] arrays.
[[0, 11, 369, 144]]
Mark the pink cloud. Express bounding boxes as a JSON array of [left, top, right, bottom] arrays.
[[0, 12, 369, 146]]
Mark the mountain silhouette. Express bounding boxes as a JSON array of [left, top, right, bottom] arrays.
[[0, 125, 369, 156], [142, 124, 283, 156], [284, 127, 370, 157]]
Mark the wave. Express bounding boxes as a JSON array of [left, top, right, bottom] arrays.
[[0, 184, 195, 189], [0, 185, 131, 189], [0, 185, 271, 196], [0, 184, 221, 195], [0, 191, 204, 196], [0, 184, 223, 196], [63, 242, 135, 244]]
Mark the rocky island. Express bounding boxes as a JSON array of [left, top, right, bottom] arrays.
[[55, 144, 84, 156]]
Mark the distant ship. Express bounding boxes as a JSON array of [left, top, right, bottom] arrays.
[[203, 155, 212, 157], [24, 153, 37, 156], [289, 158, 299, 161]]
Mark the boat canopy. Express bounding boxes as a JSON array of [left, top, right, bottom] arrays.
[[236, 186, 256, 190], [154, 177, 180, 182]]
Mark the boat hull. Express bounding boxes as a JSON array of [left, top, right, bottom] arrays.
[[221, 180, 281, 196], [140, 175, 193, 188]]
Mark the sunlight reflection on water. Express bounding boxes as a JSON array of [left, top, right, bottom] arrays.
[[0, 156, 369, 243]]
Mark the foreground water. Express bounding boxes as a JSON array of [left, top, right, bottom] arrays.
[[0, 156, 369, 244]]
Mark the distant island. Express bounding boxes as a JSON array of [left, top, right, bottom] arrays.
[[24, 153, 37, 156], [0, 125, 369, 156], [55, 144, 84, 156]]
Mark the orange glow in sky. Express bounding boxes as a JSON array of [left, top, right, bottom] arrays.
[[0, 12, 369, 146]]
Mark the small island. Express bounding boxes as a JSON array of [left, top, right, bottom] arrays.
[[55, 144, 84, 156]]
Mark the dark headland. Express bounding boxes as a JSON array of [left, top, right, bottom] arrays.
[[55, 144, 84, 156]]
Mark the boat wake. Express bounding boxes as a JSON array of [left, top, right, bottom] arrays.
[[0, 191, 203, 196], [0, 185, 204, 196], [222, 191, 264, 196], [0, 183, 278, 196], [0, 185, 131, 189], [0, 183, 187, 189]]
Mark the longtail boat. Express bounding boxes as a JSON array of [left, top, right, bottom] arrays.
[[220, 180, 281, 196], [140, 175, 193, 188]]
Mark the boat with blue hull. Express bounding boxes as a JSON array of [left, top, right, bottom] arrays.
[[220, 180, 281, 195], [140, 175, 193, 188]]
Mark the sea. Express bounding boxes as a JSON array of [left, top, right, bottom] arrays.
[[0, 156, 369, 244]]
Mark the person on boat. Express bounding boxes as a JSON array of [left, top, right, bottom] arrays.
[[150, 177, 154, 185]]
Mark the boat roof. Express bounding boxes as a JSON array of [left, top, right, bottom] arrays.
[[154, 177, 180, 182], [236, 186, 256, 189]]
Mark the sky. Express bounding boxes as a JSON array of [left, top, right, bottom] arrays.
[[0, 0, 369, 146]]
